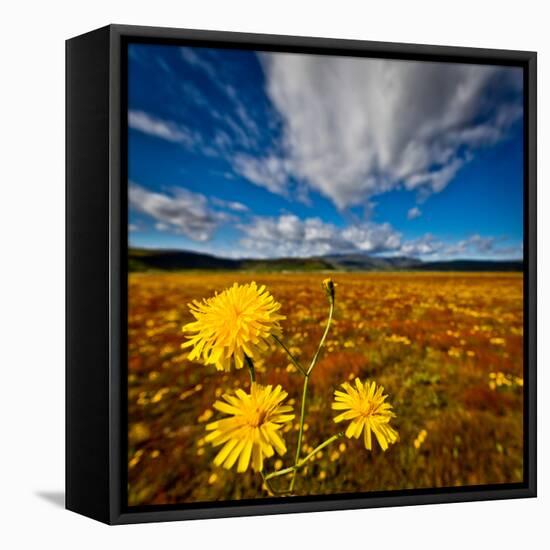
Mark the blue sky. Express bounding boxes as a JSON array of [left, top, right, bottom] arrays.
[[128, 43, 524, 260]]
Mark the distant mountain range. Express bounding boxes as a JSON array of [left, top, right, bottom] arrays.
[[129, 248, 523, 273]]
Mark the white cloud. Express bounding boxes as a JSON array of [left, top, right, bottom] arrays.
[[238, 214, 402, 258], [128, 110, 196, 145], [398, 233, 522, 259], [129, 182, 522, 260], [180, 47, 218, 80], [179, 48, 261, 150], [442, 234, 497, 256], [399, 234, 443, 256], [233, 154, 291, 196], [407, 207, 422, 220], [236, 215, 521, 260], [244, 54, 523, 208], [129, 183, 223, 242], [210, 197, 249, 212], [341, 223, 401, 252]]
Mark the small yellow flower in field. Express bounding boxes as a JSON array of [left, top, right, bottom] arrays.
[[332, 378, 398, 451], [151, 387, 170, 403], [181, 282, 285, 372], [385, 334, 411, 345], [489, 371, 519, 390], [413, 429, 428, 450], [490, 337, 506, 346], [205, 383, 294, 473], [208, 473, 218, 485], [448, 347, 461, 358], [197, 409, 214, 423], [129, 449, 144, 469]]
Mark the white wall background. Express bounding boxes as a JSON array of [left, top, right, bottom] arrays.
[[0, 1, 547, 547]]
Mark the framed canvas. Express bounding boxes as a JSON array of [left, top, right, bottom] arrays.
[[66, 24, 537, 525]]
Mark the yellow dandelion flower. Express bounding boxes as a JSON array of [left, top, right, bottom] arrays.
[[182, 282, 285, 372], [205, 383, 294, 473], [332, 378, 398, 451]]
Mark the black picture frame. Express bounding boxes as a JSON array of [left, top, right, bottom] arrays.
[[66, 24, 537, 525]]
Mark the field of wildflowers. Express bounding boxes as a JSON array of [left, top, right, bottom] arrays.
[[127, 271, 523, 506]]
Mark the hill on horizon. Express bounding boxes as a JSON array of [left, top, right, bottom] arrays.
[[128, 248, 523, 273]]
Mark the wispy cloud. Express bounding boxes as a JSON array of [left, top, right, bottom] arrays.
[[232, 154, 290, 196], [129, 183, 232, 242], [399, 233, 522, 259], [407, 207, 422, 220], [180, 47, 219, 81], [180, 47, 262, 151], [128, 110, 197, 145], [238, 54, 523, 208], [210, 197, 249, 212]]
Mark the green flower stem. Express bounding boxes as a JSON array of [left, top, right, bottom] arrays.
[[245, 355, 256, 383], [264, 465, 296, 481], [290, 293, 335, 492], [260, 472, 293, 496], [273, 335, 307, 376], [297, 432, 343, 466], [290, 374, 310, 492], [264, 432, 344, 482], [307, 297, 335, 376]]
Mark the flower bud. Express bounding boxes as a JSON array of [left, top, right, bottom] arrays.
[[322, 278, 336, 302]]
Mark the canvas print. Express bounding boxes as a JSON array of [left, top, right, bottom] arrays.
[[127, 43, 524, 507]]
